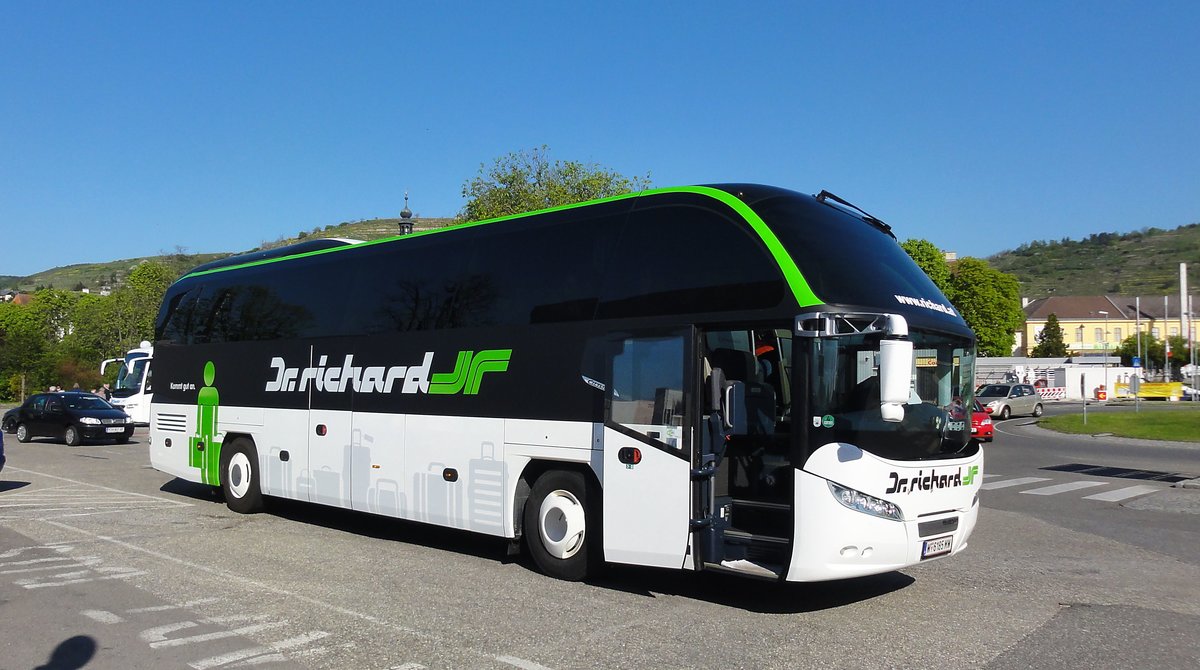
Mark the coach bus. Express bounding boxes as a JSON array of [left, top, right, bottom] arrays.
[[102, 341, 153, 425], [149, 184, 982, 582]]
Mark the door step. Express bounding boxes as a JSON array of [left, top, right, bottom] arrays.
[[704, 559, 783, 579]]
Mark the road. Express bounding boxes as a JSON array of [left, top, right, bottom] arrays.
[[0, 406, 1197, 669]]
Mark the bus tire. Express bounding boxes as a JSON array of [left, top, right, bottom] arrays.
[[524, 469, 596, 581], [220, 438, 264, 514]]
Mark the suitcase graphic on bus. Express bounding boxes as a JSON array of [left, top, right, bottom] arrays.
[[346, 430, 372, 510], [468, 442, 505, 534], [414, 461, 462, 528], [268, 446, 292, 497], [370, 478, 403, 517]]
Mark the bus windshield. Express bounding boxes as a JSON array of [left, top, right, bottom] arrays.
[[115, 357, 150, 395], [802, 329, 976, 461]]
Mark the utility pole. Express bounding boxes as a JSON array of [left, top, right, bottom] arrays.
[[1135, 296, 1142, 412], [1164, 295, 1171, 381], [1099, 310, 1109, 401]]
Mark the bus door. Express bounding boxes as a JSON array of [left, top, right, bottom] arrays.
[[600, 331, 694, 569], [307, 351, 354, 509], [694, 328, 794, 578]]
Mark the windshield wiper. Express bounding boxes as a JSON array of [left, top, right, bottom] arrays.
[[815, 190, 894, 238]]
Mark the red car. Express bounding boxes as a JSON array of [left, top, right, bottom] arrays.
[[971, 399, 994, 443]]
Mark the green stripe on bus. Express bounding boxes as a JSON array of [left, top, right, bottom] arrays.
[[182, 186, 823, 308]]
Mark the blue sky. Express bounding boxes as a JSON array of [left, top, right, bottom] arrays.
[[2, 1, 1197, 278]]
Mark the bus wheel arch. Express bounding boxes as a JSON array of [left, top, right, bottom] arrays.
[[520, 463, 602, 581], [220, 435, 265, 514]]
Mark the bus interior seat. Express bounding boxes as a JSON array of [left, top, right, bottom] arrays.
[[708, 348, 776, 435], [708, 347, 786, 506]]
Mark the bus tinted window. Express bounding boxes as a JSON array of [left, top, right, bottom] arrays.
[[157, 286, 200, 344], [461, 211, 623, 326], [598, 204, 784, 318], [344, 233, 472, 334]]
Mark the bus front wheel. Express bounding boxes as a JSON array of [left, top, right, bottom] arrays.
[[221, 438, 264, 514], [524, 469, 596, 581]]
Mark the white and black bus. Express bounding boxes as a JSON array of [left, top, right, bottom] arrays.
[[150, 184, 982, 582]]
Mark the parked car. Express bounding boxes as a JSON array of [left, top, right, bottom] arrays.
[[0, 428, 5, 472], [976, 383, 1043, 420], [970, 399, 994, 443], [2, 392, 134, 446]]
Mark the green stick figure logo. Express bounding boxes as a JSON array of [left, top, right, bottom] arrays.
[[188, 361, 221, 485]]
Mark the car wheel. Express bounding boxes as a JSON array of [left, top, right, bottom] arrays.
[[1032, 403, 1043, 418], [220, 438, 264, 514], [524, 469, 598, 581], [64, 425, 81, 447], [999, 406, 1011, 420], [16, 423, 31, 443]]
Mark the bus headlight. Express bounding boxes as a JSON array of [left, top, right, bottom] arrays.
[[828, 481, 903, 521]]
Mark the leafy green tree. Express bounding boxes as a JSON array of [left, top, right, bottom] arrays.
[[0, 300, 53, 399], [1030, 313, 1068, 358], [1165, 335, 1192, 380], [1116, 332, 1165, 374], [900, 238, 951, 292], [120, 261, 175, 350], [945, 257, 1024, 357], [459, 145, 651, 222]]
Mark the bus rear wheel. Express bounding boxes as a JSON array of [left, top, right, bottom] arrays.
[[524, 469, 596, 581], [221, 438, 264, 514]]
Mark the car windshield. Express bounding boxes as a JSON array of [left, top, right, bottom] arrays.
[[64, 395, 113, 410], [977, 384, 1012, 398]]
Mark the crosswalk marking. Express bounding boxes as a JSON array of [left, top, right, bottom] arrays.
[[979, 475, 1166, 503], [1082, 484, 1162, 502], [981, 477, 1052, 490], [1021, 481, 1106, 496]]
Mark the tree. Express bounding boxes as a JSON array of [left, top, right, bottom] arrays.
[[900, 239, 951, 292], [459, 145, 651, 222], [1030, 313, 1068, 358], [1123, 333, 1196, 379], [945, 257, 1024, 357], [1116, 332, 1164, 374], [113, 261, 175, 354]]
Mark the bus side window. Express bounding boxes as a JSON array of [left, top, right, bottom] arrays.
[[609, 336, 686, 448]]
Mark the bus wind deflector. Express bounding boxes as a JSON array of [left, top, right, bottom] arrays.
[[794, 312, 913, 423]]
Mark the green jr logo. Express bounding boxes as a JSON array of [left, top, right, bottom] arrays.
[[429, 349, 512, 395], [962, 465, 980, 486]]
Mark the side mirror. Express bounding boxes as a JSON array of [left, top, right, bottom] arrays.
[[878, 337, 913, 423], [985, 407, 994, 414]]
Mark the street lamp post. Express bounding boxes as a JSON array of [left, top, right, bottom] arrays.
[[1098, 310, 1109, 401]]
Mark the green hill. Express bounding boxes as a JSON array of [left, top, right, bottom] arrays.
[[1, 216, 457, 292], [986, 223, 1200, 298]]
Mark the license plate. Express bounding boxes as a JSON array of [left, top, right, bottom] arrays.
[[922, 534, 954, 559], [105, 426, 125, 433]]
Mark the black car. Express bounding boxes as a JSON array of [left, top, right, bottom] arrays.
[[0, 427, 5, 472], [2, 392, 134, 446]]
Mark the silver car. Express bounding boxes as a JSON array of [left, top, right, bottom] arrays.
[[976, 383, 1043, 420]]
